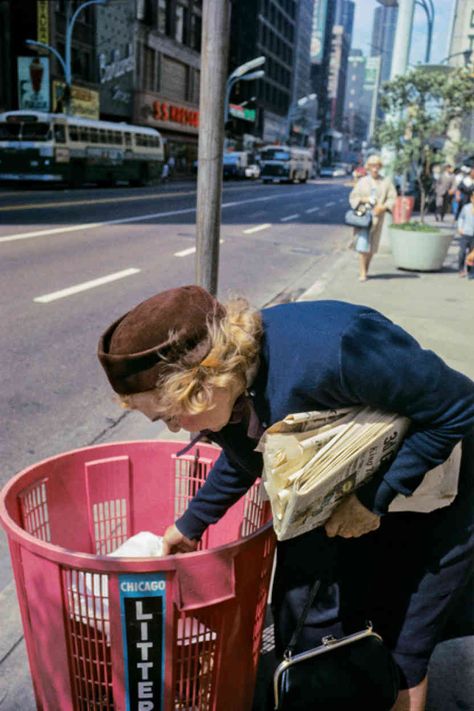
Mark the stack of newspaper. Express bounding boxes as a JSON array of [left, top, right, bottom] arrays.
[[259, 407, 410, 541]]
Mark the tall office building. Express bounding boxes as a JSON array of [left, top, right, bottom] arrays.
[[310, 0, 336, 138], [229, 0, 300, 144], [132, 0, 203, 171], [327, 0, 354, 131], [370, 3, 397, 83], [343, 49, 369, 146], [291, 0, 314, 106]]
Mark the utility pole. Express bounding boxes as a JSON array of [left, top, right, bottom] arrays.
[[390, 0, 416, 78], [195, 0, 231, 296]]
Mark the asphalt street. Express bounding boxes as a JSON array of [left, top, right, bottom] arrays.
[[0, 176, 350, 591]]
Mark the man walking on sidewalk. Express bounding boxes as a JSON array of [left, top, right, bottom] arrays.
[[457, 191, 474, 277], [434, 164, 455, 222]]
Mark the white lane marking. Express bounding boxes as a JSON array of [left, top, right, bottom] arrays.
[[243, 223, 271, 234], [0, 190, 310, 244], [0, 207, 197, 244], [305, 206, 320, 213], [327, 201, 336, 206], [280, 213, 299, 222], [175, 246, 196, 257], [175, 239, 224, 257], [34, 268, 140, 303]]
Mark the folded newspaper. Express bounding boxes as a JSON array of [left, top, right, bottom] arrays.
[[258, 407, 461, 541]]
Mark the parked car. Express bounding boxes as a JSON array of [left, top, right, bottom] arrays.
[[320, 164, 346, 178], [244, 163, 261, 179]]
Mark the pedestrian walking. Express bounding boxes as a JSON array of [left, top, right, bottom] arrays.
[[457, 191, 474, 277], [434, 164, 455, 221], [161, 161, 170, 183], [98, 285, 474, 711], [348, 155, 397, 281], [455, 165, 474, 219]]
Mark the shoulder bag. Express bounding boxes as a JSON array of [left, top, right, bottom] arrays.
[[345, 206, 372, 228], [273, 580, 400, 710]]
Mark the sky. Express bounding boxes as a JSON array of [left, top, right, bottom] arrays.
[[351, 0, 456, 66]]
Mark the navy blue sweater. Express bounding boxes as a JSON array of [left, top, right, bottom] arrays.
[[176, 301, 474, 540]]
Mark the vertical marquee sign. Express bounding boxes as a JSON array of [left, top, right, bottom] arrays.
[[119, 573, 167, 711]]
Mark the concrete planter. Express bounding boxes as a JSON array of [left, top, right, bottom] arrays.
[[389, 225, 453, 271]]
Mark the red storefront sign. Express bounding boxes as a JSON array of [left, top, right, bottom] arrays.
[[152, 100, 199, 128]]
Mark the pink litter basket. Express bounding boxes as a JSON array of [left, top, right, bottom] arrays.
[[0, 440, 276, 711]]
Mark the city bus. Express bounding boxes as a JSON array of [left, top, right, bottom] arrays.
[[259, 144, 313, 184], [0, 111, 164, 187]]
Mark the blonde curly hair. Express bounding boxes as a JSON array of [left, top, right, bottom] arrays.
[[123, 297, 262, 416]]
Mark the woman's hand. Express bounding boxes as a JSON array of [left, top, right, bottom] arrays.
[[373, 204, 386, 216], [324, 495, 381, 538], [162, 523, 199, 555]]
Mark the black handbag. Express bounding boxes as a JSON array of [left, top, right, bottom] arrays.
[[344, 207, 372, 228], [273, 581, 400, 710]]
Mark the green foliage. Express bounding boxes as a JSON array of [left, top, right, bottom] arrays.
[[374, 67, 474, 222], [390, 222, 441, 233]]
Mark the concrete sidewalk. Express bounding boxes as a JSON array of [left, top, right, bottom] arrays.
[[1, 216, 473, 710]]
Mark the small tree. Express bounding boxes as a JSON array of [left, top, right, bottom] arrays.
[[375, 66, 474, 224]]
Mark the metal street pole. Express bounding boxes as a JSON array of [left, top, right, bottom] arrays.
[[415, 0, 434, 63], [195, 0, 231, 295], [390, 0, 416, 78]]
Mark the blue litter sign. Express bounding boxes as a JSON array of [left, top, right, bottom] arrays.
[[119, 574, 167, 711]]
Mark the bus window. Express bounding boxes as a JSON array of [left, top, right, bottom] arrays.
[[124, 132, 132, 146], [98, 129, 107, 143], [0, 123, 21, 139], [261, 149, 290, 161], [54, 124, 66, 143], [79, 126, 89, 142], [110, 130, 121, 145], [69, 125, 79, 141], [21, 122, 51, 141], [90, 128, 99, 143]]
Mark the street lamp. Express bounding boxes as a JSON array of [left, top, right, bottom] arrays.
[[441, 50, 473, 67], [26, 0, 108, 114], [224, 56, 266, 124], [285, 93, 317, 144], [416, 51, 473, 76]]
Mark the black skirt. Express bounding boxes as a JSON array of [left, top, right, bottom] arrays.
[[271, 434, 474, 690]]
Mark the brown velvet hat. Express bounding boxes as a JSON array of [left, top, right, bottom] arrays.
[[98, 285, 225, 395]]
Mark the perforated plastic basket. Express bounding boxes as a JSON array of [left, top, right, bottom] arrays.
[[0, 440, 275, 711]]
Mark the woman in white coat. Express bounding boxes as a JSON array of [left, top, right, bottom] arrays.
[[349, 155, 397, 281]]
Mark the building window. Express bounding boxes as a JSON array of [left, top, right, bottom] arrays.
[[144, 46, 156, 91], [158, 0, 167, 33], [175, 3, 188, 43], [191, 10, 202, 50]]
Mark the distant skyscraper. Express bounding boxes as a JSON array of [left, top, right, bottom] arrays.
[[291, 0, 315, 105], [370, 4, 397, 83], [343, 49, 369, 144]]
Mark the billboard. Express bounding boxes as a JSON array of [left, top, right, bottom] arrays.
[[37, 0, 49, 44], [363, 56, 381, 91], [53, 81, 100, 119], [310, 0, 329, 64], [17, 56, 50, 112]]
